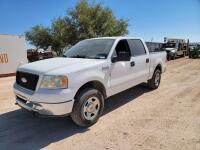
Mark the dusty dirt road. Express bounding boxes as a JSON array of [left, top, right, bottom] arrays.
[[0, 58, 200, 150]]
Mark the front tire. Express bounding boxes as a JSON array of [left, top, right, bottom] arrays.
[[171, 54, 176, 60], [148, 69, 161, 89], [183, 52, 186, 57], [167, 55, 171, 61], [71, 88, 104, 127]]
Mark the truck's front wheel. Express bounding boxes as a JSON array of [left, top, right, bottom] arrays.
[[71, 88, 104, 127], [171, 54, 176, 60]]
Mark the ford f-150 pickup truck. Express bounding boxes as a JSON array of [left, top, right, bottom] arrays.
[[14, 37, 166, 126]]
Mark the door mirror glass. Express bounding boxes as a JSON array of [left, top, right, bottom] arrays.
[[111, 51, 130, 63]]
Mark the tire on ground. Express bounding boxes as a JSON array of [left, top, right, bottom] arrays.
[[148, 69, 161, 89], [171, 54, 175, 60], [71, 88, 104, 127]]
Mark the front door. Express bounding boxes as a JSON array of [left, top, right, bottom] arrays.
[[109, 40, 134, 95]]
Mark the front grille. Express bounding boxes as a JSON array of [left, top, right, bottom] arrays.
[[16, 71, 39, 91]]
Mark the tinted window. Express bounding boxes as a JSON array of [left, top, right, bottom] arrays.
[[128, 40, 146, 56]]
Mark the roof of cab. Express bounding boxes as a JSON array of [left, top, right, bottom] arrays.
[[87, 36, 143, 40]]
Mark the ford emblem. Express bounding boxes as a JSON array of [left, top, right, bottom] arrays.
[[21, 77, 27, 83]]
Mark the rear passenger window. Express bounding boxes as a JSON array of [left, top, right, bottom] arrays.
[[128, 40, 146, 56]]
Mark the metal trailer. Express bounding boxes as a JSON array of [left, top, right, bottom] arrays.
[[163, 37, 189, 60], [0, 34, 28, 77]]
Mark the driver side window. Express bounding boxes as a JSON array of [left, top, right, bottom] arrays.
[[112, 40, 131, 57]]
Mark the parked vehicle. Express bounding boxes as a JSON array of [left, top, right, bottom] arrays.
[[13, 37, 167, 126], [145, 42, 164, 52], [0, 34, 27, 77], [189, 44, 200, 59], [27, 49, 53, 62], [163, 37, 189, 60]]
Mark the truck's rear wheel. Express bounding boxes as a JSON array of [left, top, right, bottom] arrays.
[[148, 69, 161, 89], [71, 88, 104, 127]]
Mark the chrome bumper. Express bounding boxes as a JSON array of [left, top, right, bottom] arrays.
[[16, 98, 38, 112], [16, 95, 73, 116]]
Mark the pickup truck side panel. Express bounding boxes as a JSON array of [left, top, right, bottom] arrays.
[[107, 38, 166, 96], [68, 62, 110, 97], [149, 52, 167, 79]]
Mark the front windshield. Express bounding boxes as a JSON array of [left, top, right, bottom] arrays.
[[162, 43, 176, 48], [64, 39, 114, 59]]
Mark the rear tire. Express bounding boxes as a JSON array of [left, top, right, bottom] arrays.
[[148, 69, 161, 89], [71, 88, 104, 127]]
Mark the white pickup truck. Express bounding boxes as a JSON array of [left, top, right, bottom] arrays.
[[14, 37, 166, 126]]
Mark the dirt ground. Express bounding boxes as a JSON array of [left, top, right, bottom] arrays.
[[0, 58, 200, 150]]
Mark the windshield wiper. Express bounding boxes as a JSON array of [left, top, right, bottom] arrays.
[[68, 55, 87, 58], [87, 56, 105, 59], [64, 55, 105, 59]]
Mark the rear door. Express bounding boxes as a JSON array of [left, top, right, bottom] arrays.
[[127, 39, 150, 83]]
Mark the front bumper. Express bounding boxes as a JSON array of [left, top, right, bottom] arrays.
[[16, 96, 73, 116], [14, 83, 75, 116]]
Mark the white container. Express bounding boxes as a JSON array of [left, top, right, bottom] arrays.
[[0, 34, 28, 76]]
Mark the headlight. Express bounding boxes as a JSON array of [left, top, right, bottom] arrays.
[[40, 75, 68, 89], [171, 50, 176, 53]]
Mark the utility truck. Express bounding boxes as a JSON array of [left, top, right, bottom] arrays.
[[14, 37, 166, 126], [162, 37, 189, 60]]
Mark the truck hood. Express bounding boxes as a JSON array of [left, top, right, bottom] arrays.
[[18, 57, 106, 75]]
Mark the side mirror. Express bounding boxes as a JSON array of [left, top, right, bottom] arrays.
[[111, 51, 131, 63]]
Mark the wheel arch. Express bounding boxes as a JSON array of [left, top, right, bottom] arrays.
[[155, 64, 162, 72], [74, 80, 107, 99]]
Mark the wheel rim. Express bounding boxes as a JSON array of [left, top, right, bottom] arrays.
[[155, 72, 160, 87], [83, 96, 100, 121]]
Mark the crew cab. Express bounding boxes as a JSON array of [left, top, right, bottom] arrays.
[[13, 37, 166, 126]]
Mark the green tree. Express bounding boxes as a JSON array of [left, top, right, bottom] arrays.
[[26, 0, 129, 56], [25, 25, 52, 49]]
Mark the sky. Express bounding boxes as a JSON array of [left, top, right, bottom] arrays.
[[0, 0, 200, 48]]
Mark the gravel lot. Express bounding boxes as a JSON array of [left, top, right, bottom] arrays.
[[0, 58, 200, 150]]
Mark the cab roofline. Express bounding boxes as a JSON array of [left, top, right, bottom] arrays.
[[85, 36, 143, 40]]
